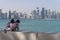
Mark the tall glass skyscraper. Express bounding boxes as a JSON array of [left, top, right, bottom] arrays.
[[36, 7, 39, 18], [31, 10, 37, 19], [9, 11, 11, 19], [41, 8, 45, 19], [45, 10, 48, 19], [0, 9, 2, 19]]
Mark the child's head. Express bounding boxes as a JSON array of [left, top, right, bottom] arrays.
[[16, 20, 20, 23], [10, 19, 15, 23]]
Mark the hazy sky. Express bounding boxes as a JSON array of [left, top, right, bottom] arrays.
[[0, 0, 60, 14]]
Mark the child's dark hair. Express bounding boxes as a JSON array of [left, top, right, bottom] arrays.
[[16, 20, 20, 23], [10, 19, 15, 23]]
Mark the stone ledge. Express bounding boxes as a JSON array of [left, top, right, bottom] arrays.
[[0, 31, 60, 40]]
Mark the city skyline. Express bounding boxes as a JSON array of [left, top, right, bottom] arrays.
[[0, 7, 60, 20], [0, 0, 60, 14]]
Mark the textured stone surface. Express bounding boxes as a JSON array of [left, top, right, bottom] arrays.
[[0, 31, 60, 40], [0, 31, 36, 40]]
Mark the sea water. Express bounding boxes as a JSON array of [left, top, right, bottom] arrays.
[[0, 19, 60, 33]]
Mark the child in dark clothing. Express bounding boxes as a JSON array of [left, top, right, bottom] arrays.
[[4, 19, 15, 33], [4, 19, 20, 33]]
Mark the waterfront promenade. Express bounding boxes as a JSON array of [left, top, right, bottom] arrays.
[[0, 31, 60, 40]]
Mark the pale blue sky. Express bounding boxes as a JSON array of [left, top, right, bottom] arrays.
[[0, 0, 60, 13]]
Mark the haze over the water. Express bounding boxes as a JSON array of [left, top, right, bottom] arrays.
[[0, 0, 60, 14]]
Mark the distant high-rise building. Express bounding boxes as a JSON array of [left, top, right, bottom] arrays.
[[51, 11, 54, 19], [31, 10, 37, 19], [36, 7, 40, 18], [11, 11, 16, 19], [23, 13, 27, 18], [41, 8, 45, 19], [56, 12, 60, 19], [15, 12, 19, 19], [1, 13, 4, 19], [54, 12, 57, 19], [29, 16, 32, 19], [19, 13, 24, 18], [9, 11, 11, 19], [0, 9, 2, 19], [4, 12, 7, 19], [51, 11, 57, 19], [44, 10, 48, 19], [47, 10, 51, 19], [11, 11, 19, 19]]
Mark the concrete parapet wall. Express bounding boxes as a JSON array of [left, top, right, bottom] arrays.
[[37, 33, 60, 40], [0, 32, 36, 40], [0, 32, 60, 40]]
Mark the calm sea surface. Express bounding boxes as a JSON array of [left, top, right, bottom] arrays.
[[0, 19, 60, 33]]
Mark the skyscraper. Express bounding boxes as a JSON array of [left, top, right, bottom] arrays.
[[0, 9, 2, 19], [23, 13, 27, 18], [20, 13, 23, 17], [9, 11, 11, 19], [4, 12, 7, 19], [44, 10, 48, 19], [1, 13, 5, 19], [36, 7, 40, 18], [41, 8, 45, 19], [51, 11, 57, 19], [31, 10, 37, 19], [15, 12, 19, 19], [48, 10, 51, 19], [11, 11, 17, 19], [57, 12, 60, 19]]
